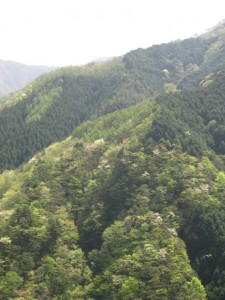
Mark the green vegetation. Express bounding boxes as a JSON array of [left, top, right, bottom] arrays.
[[0, 93, 224, 298], [0, 59, 153, 170], [0, 99, 210, 299], [146, 70, 225, 158], [1, 21, 225, 299], [0, 24, 225, 171]]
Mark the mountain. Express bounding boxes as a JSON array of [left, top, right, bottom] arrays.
[[1, 22, 225, 299], [2, 86, 225, 298], [1, 23, 225, 171], [0, 99, 208, 299], [0, 59, 55, 97]]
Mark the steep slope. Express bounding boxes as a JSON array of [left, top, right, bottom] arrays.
[[1, 22, 225, 300], [123, 22, 225, 92], [2, 92, 225, 298], [0, 59, 55, 97], [0, 100, 209, 299], [0, 59, 152, 170], [0, 22, 225, 171], [179, 22, 225, 88], [145, 70, 225, 159], [1, 65, 225, 299]]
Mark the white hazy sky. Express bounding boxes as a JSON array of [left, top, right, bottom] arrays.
[[0, 0, 224, 66]]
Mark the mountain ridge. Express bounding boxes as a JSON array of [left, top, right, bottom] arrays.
[[1, 21, 225, 299], [1, 23, 225, 170]]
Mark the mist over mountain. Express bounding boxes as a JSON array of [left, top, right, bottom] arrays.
[[1, 22, 225, 299]]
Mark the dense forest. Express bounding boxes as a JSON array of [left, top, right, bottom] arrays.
[[0, 23, 225, 171], [1, 22, 225, 299], [0, 101, 208, 299]]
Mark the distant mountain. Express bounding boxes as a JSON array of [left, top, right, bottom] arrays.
[[0, 59, 55, 97]]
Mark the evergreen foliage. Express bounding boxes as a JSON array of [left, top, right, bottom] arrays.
[[1, 22, 225, 299], [0, 98, 222, 299], [0, 24, 225, 171]]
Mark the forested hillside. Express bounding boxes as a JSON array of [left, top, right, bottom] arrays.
[[0, 100, 208, 299], [1, 22, 225, 299], [0, 60, 152, 170], [0, 60, 54, 97], [2, 94, 225, 298], [0, 23, 225, 171], [147, 70, 225, 158]]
